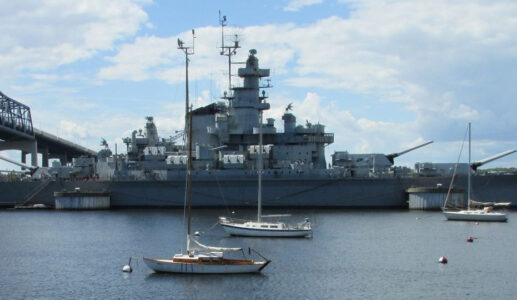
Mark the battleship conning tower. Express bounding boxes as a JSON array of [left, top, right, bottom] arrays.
[[228, 49, 270, 133], [103, 33, 334, 176]]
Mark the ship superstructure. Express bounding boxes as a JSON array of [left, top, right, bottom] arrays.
[[96, 49, 336, 181]]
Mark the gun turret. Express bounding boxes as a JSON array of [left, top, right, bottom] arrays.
[[386, 141, 433, 164], [471, 149, 517, 171]]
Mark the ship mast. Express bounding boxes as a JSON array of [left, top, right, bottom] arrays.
[[178, 30, 195, 253], [468, 122, 471, 210], [257, 89, 270, 222], [219, 11, 240, 93], [178, 30, 195, 144]]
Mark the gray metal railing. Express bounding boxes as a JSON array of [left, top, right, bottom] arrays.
[[0, 91, 34, 136]]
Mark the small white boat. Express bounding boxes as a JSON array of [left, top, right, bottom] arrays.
[[220, 217, 312, 237], [443, 123, 514, 222], [443, 207, 507, 222]]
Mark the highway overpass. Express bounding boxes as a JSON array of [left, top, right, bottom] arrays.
[[0, 91, 96, 167]]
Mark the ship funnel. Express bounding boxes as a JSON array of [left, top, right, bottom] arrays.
[[471, 149, 517, 171], [386, 141, 434, 164]]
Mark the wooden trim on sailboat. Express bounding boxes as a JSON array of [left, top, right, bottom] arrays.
[[146, 257, 257, 265]]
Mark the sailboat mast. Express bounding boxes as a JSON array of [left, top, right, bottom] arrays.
[[468, 122, 471, 210], [178, 30, 195, 253], [186, 104, 193, 251], [257, 110, 263, 222]]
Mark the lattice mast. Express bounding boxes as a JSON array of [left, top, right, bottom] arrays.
[[219, 11, 241, 93]]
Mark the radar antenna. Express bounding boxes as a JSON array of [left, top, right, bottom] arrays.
[[178, 29, 196, 144], [100, 138, 109, 149], [285, 103, 293, 113], [219, 11, 240, 92]]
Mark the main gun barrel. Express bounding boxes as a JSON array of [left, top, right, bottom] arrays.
[[471, 149, 517, 171], [386, 140, 434, 164], [0, 155, 38, 171]]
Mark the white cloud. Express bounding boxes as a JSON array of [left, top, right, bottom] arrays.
[[103, 1, 517, 143], [60, 120, 90, 140], [284, 0, 323, 11], [99, 35, 177, 81], [96, 0, 517, 166], [0, 0, 148, 79], [98, 27, 228, 84], [4, 0, 516, 168]]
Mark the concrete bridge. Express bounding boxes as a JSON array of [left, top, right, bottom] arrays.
[[0, 91, 96, 167]]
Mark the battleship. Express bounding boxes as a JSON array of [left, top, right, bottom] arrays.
[[1, 29, 516, 209]]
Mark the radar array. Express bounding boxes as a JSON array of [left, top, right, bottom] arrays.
[[219, 11, 241, 93]]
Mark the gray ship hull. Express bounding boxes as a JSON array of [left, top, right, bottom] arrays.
[[1, 174, 515, 208]]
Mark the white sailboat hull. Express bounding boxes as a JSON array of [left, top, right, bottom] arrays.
[[221, 223, 312, 237], [443, 210, 507, 222], [143, 257, 269, 274], [442, 124, 511, 223]]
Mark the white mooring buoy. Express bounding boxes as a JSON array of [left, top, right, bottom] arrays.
[[195, 231, 201, 236], [122, 264, 132, 273], [122, 257, 133, 273], [438, 256, 448, 264]]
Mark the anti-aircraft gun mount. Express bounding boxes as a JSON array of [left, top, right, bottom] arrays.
[[120, 116, 183, 162], [331, 141, 434, 178]]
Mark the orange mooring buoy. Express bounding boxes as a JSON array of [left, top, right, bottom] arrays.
[[467, 236, 473, 242]]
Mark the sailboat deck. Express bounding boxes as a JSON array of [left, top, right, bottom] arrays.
[[148, 257, 257, 265], [443, 209, 507, 222]]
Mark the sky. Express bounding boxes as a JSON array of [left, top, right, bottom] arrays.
[[1, 0, 517, 170]]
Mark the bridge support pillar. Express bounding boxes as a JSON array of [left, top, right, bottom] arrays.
[[40, 147, 49, 167], [21, 151, 27, 164], [0, 140, 38, 167]]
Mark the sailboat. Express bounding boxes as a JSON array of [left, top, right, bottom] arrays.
[[442, 123, 514, 222], [143, 33, 270, 274], [219, 109, 312, 237]]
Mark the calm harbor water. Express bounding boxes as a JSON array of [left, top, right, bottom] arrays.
[[1, 208, 516, 299]]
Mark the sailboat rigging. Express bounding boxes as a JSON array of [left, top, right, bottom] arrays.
[[442, 123, 515, 222], [212, 15, 312, 237], [219, 90, 312, 237], [143, 30, 270, 273]]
